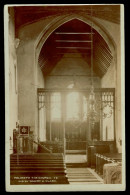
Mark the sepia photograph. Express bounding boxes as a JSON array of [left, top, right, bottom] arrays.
[[4, 4, 125, 191]]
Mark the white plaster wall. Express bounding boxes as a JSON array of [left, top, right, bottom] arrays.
[[95, 18, 122, 152], [8, 8, 18, 153], [45, 53, 101, 89], [17, 36, 45, 141]]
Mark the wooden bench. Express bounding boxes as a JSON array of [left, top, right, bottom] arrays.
[[103, 162, 122, 184], [95, 153, 122, 177], [87, 141, 116, 168], [10, 153, 69, 184]]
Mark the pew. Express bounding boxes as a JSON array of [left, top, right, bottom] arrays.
[[103, 162, 122, 184], [87, 141, 115, 168], [10, 153, 69, 185], [95, 153, 122, 177]]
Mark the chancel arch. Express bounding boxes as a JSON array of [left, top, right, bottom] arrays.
[[35, 13, 116, 61], [35, 16, 116, 151]]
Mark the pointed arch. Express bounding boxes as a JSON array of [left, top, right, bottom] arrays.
[[35, 13, 116, 64]]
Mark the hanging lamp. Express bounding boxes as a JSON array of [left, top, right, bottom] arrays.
[[87, 7, 98, 127]]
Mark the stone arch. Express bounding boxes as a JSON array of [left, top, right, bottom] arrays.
[[35, 13, 116, 64], [34, 13, 117, 143]]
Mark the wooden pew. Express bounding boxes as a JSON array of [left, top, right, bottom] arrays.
[[10, 153, 69, 184], [95, 153, 122, 177], [87, 141, 115, 168]]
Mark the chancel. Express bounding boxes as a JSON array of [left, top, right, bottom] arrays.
[[7, 5, 124, 186]]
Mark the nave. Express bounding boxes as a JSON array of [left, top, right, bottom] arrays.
[[10, 149, 122, 185], [10, 153, 104, 185], [7, 5, 124, 189]]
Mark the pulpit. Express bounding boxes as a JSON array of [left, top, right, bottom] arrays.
[[13, 127, 33, 154]]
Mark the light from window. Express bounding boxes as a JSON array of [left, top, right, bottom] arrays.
[[50, 92, 88, 122], [51, 93, 61, 121], [83, 96, 87, 120], [66, 92, 80, 120]]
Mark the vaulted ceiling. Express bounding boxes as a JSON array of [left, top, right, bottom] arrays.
[[38, 19, 113, 78]]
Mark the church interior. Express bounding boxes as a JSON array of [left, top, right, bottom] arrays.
[[7, 5, 124, 185]]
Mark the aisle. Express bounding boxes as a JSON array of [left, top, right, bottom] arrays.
[[66, 167, 103, 184], [65, 154, 87, 163]]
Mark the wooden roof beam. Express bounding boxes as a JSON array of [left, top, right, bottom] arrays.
[[95, 49, 112, 66], [97, 43, 113, 60], [94, 56, 109, 71], [56, 47, 91, 49], [55, 32, 95, 35], [55, 40, 92, 42]]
